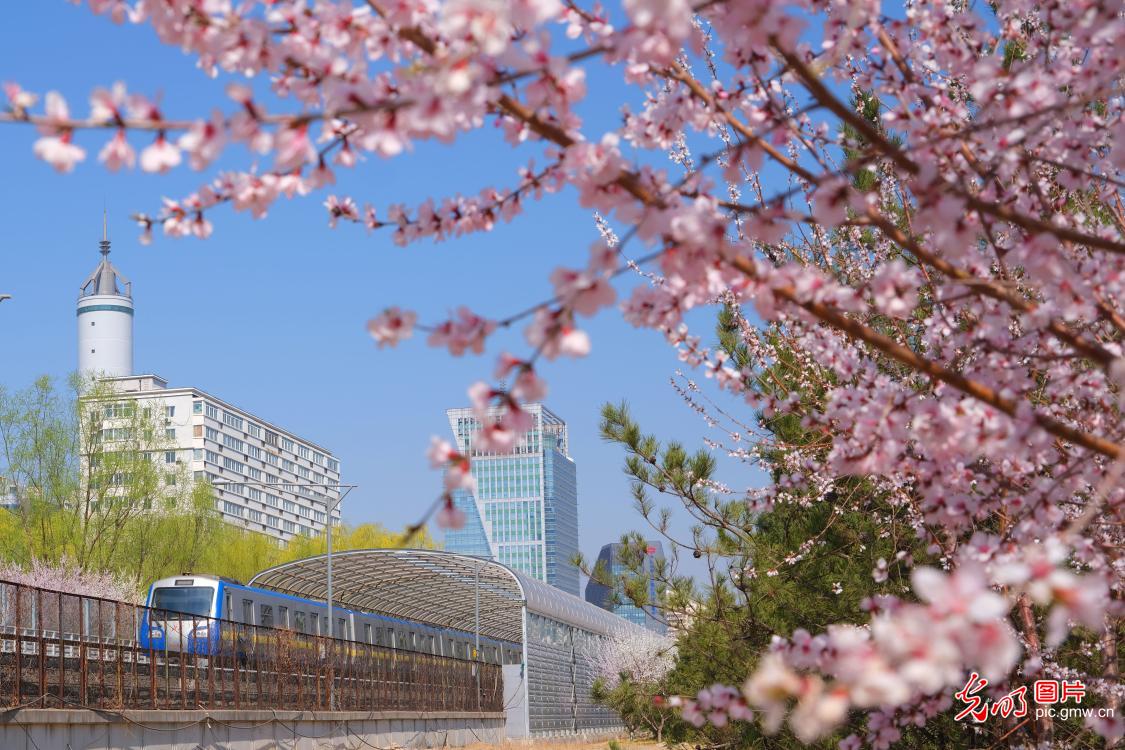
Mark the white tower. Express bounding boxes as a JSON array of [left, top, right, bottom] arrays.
[[77, 215, 134, 377]]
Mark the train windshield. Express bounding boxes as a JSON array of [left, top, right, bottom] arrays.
[[151, 586, 215, 618]]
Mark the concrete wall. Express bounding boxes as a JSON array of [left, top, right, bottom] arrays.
[[0, 709, 505, 749]]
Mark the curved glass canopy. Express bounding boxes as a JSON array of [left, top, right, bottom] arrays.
[[249, 548, 635, 644]]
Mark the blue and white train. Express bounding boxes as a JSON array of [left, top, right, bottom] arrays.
[[139, 574, 519, 664]]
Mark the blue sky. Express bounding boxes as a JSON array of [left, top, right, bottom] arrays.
[[0, 4, 766, 586]]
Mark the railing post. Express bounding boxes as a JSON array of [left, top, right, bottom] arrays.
[[97, 599, 105, 708], [115, 601, 123, 708], [36, 588, 45, 705], [79, 595, 87, 707], [13, 585, 22, 707], [56, 591, 63, 707], [232, 622, 241, 709]]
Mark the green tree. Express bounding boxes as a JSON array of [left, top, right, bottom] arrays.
[[0, 375, 219, 591], [590, 307, 933, 748]]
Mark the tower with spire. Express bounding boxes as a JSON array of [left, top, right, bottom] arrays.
[[77, 213, 134, 377]]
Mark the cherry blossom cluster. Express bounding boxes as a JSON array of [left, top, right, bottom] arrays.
[[6, 0, 1125, 745]]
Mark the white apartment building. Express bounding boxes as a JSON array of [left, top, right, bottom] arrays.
[[77, 223, 342, 542], [102, 374, 341, 543]]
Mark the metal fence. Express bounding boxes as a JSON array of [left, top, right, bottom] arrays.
[[0, 579, 502, 712]]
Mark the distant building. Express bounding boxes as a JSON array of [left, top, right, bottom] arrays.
[[443, 403, 580, 596], [584, 541, 666, 633], [0, 476, 21, 511], [78, 218, 134, 378], [664, 599, 698, 636], [76, 225, 342, 543]]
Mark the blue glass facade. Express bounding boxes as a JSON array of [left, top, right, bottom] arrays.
[[583, 541, 666, 633], [444, 404, 580, 596]]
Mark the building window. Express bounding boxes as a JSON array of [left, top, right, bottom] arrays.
[[297, 445, 311, 460], [164, 451, 176, 464], [194, 471, 204, 480], [264, 453, 278, 466], [281, 437, 295, 452], [265, 430, 279, 447], [224, 501, 244, 517], [223, 457, 245, 474], [246, 445, 261, 460], [205, 403, 219, 420], [247, 509, 263, 523], [247, 467, 262, 481], [192, 424, 202, 438], [282, 500, 297, 514], [103, 403, 135, 419], [166, 406, 175, 418], [248, 487, 263, 502], [247, 423, 262, 439], [327, 458, 339, 473], [267, 515, 280, 528], [206, 427, 219, 441], [193, 401, 202, 415], [222, 434, 245, 453], [165, 428, 175, 440], [222, 411, 244, 431], [264, 494, 279, 508], [193, 449, 202, 461], [165, 474, 176, 486]]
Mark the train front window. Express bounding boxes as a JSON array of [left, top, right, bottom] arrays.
[[151, 586, 214, 618]]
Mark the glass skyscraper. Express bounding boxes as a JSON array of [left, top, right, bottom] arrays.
[[444, 403, 581, 596], [584, 541, 666, 633]]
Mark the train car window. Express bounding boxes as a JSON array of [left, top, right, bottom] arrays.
[[375, 627, 384, 646], [321, 616, 328, 636], [260, 604, 273, 628], [278, 606, 288, 628], [150, 585, 214, 617], [294, 611, 306, 633], [363, 623, 372, 644], [336, 618, 346, 638], [224, 593, 232, 620], [242, 599, 253, 624]]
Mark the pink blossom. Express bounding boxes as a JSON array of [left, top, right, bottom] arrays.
[[525, 309, 591, 359], [549, 265, 616, 316], [512, 368, 548, 402], [324, 195, 360, 228], [33, 133, 86, 173], [427, 307, 496, 356], [4, 81, 37, 112], [427, 437, 456, 469], [366, 307, 417, 348], [435, 500, 466, 530], [178, 112, 225, 170], [139, 135, 181, 173], [98, 130, 135, 171], [274, 124, 317, 172]]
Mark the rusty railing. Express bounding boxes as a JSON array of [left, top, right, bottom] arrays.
[[0, 579, 503, 712]]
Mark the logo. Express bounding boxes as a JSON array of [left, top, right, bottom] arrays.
[[954, 674, 1113, 724]]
